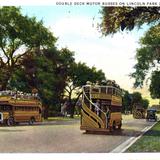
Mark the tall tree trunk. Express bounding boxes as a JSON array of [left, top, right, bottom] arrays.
[[70, 103, 74, 118], [0, 73, 11, 91], [69, 95, 74, 118], [73, 92, 82, 108], [0, 66, 15, 91], [0, 83, 7, 91], [69, 92, 82, 118]]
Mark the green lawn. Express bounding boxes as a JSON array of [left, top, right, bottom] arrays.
[[126, 121, 160, 152]]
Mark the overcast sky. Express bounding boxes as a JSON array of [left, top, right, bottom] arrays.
[[21, 6, 149, 92]]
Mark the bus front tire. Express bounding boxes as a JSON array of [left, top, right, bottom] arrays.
[[7, 117, 14, 126], [29, 117, 35, 125]]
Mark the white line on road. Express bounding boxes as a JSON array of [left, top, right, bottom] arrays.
[[110, 122, 157, 153]]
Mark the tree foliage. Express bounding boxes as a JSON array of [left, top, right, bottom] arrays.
[[131, 24, 160, 86], [141, 98, 149, 109], [122, 90, 132, 113], [0, 6, 56, 90], [149, 70, 160, 99], [122, 90, 149, 112], [65, 62, 106, 117], [100, 7, 160, 100], [131, 92, 149, 110], [131, 92, 142, 106], [100, 7, 160, 36], [9, 47, 75, 118]]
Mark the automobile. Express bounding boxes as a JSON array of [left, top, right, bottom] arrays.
[[146, 109, 157, 122]]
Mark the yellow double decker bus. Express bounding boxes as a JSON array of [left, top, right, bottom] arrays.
[[80, 80, 122, 132], [0, 91, 42, 126]]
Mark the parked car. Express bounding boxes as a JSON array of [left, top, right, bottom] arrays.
[[146, 109, 157, 122]]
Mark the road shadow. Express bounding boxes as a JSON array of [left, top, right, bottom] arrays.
[[144, 129, 160, 137], [0, 120, 79, 128], [83, 129, 143, 137]]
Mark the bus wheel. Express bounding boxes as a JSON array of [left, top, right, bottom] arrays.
[[7, 117, 14, 126], [29, 117, 35, 125], [112, 121, 116, 130], [118, 122, 122, 129], [109, 126, 113, 132]]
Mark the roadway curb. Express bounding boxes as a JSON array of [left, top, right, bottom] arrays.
[[110, 121, 158, 153]]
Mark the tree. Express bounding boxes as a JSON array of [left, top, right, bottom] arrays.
[[130, 92, 149, 111], [131, 92, 142, 106], [141, 98, 149, 109], [100, 7, 160, 101], [65, 62, 106, 118], [0, 6, 56, 90], [122, 90, 132, 113], [9, 47, 75, 119], [100, 7, 160, 36], [149, 71, 160, 102], [131, 24, 160, 87]]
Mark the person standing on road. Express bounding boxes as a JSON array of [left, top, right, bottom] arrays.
[[75, 98, 82, 116], [61, 100, 68, 117]]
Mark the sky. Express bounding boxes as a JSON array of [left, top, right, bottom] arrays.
[[21, 6, 150, 94]]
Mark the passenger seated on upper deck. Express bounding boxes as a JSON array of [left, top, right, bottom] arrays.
[[101, 80, 107, 86]]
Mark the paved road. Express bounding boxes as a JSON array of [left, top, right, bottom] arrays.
[[0, 116, 156, 153]]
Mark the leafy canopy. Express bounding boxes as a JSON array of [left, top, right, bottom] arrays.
[[0, 6, 56, 90], [131, 24, 160, 87], [100, 7, 160, 100], [10, 47, 75, 107], [100, 7, 160, 36], [149, 71, 160, 99]]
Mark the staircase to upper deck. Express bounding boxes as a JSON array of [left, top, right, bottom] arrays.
[[80, 86, 106, 130]]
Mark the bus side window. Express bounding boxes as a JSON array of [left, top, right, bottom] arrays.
[[113, 88, 115, 95], [108, 88, 112, 94], [101, 87, 106, 93]]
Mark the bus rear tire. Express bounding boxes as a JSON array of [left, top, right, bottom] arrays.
[[112, 121, 116, 130], [118, 122, 122, 129], [7, 117, 14, 126], [29, 117, 35, 125]]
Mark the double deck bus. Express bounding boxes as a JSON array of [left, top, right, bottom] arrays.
[[132, 104, 146, 119], [0, 91, 42, 126], [80, 80, 122, 132]]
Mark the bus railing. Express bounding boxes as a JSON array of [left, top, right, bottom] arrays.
[[82, 88, 106, 115], [83, 89, 106, 125]]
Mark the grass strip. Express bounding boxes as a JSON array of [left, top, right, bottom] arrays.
[[126, 121, 160, 152]]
